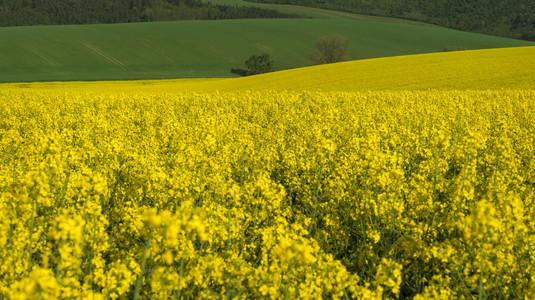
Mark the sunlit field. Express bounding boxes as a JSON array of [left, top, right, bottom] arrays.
[[1, 48, 534, 299]]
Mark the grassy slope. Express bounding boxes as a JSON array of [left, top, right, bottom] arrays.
[[5, 46, 534, 91], [0, 10, 533, 82]]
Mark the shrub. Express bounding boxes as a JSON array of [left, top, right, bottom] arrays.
[[245, 53, 274, 75], [309, 35, 350, 64]]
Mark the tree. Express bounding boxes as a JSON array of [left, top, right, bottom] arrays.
[[245, 54, 274, 75], [309, 35, 350, 65]]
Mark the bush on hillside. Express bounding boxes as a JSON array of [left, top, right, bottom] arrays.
[[309, 35, 350, 65], [245, 54, 274, 75]]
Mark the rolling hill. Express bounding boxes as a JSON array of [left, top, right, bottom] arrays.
[[243, 0, 535, 41], [4, 46, 534, 91], [0, 9, 533, 83]]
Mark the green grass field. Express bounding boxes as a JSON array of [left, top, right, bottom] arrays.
[[0, 6, 533, 82]]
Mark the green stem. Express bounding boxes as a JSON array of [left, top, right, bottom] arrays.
[[56, 172, 70, 210], [308, 160, 325, 236], [478, 227, 486, 300], [88, 216, 97, 290], [133, 229, 153, 300], [28, 198, 36, 273], [426, 149, 440, 241], [175, 233, 190, 300]]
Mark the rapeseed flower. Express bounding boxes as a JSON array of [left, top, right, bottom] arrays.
[[0, 88, 534, 298]]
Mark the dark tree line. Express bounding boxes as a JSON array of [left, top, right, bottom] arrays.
[[246, 0, 535, 41], [0, 0, 298, 26]]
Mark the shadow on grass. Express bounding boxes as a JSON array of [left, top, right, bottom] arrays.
[[230, 68, 249, 77]]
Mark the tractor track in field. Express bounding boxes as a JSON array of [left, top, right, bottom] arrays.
[[19, 43, 60, 66], [80, 41, 127, 69]]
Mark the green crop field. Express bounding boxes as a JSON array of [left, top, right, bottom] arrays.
[[0, 5, 533, 82]]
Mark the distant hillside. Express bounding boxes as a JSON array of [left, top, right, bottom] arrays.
[[245, 0, 535, 41], [0, 0, 296, 26], [1, 16, 533, 83], [5, 46, 534, 91]]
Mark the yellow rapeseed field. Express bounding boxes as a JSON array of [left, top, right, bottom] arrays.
[[1, 48, 534, 299]]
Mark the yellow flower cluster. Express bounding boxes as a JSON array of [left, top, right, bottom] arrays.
[[1, 89, 534, 298]]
